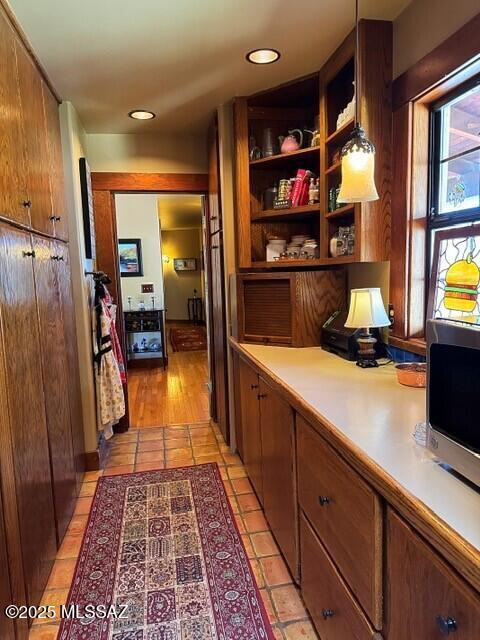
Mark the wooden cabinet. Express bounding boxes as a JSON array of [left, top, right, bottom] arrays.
[[238, 358, 263, 504], [0, 224, 56, 607], [208, 119, 222, 235], [297, 415, 383, 628], [386, 509, 480, 640], [15, 40, 53, 236], [32, 237, 77, 542], [55, 242, 86, 492], [43, 86, 68, 240], [259, 377, 297, 578], [0, 484, 15, 640], [0, 7, 29, 226], [237, 270, 346, 346], [301, 514, 381, 640]]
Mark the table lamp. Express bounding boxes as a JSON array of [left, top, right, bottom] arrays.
[[345, 288, 390, 368]]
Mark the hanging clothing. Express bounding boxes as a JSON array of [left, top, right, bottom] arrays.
[[93, 284, 125, 439], [103, 288, 126, 384]]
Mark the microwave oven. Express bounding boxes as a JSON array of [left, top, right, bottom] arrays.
[[427, 319, 480, 487]]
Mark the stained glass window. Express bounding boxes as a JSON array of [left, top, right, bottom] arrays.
[[429, 227, 480, 324]]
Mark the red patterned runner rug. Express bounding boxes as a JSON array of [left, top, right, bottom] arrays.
[[58, 463, 274, 640]]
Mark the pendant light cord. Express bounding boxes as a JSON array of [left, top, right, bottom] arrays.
[[355, 0, 359, 125]]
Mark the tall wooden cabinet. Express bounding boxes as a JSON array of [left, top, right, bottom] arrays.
[[0, 5, 84, 636], [0, 225, 57, 609]]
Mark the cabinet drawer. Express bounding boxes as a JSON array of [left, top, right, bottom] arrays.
[[386, 508, 480, 639], [297, 415, 382, 628], [300, 514, 381, 640]]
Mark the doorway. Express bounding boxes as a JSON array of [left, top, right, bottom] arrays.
[[115, 192, 209, 428]]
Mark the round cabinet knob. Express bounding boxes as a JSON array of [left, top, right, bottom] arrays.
[[49, 215, 61, 222], [318, 496, 331, 506], [436, 616, 457, 635], [322, 609, 334, 620], [250, 384, 259, 390], [22, 200, 32, 208], [257, 393, 267, 400], [22, 250, 35, 258]]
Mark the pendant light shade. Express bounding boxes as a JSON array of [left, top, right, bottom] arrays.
[[337, 124, 379, 203], [337, 0, 379, 204]]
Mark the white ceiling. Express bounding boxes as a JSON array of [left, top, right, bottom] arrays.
[[157, 195, 203, 230], [8, 0, 411, 135]]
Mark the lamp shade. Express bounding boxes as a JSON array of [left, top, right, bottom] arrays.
[[345, 288, 390, 328]]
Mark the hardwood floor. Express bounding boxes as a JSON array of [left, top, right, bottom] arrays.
[[127, 350, 209, 428]]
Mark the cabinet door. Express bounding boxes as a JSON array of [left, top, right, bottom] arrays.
[[43, 85, 69, 240], [386, 508, 480, 639], [238, 358, 263, 504], [0, 224, 56, 606], [0, 9, 29, 225], [0, 485, 15, 640], [32, 237, 76, 543], [55, 242, 85, 492], [15, 40, 53, 236], [259, 378, 297, 577]]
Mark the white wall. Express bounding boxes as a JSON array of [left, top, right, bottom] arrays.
[[85, 133, 207, 173], [115, 194, 164, 310], [394, 0, 479, 77], [59, 102, 97, 453]]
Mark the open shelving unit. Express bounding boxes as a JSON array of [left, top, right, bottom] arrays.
[[234, 20, 392, 270]]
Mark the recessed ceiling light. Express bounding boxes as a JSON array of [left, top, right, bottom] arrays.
[[128, 110, 156, 120], [246, 48, 280, 65]]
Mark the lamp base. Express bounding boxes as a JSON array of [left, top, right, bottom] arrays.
[[355, 330, 378, 368]]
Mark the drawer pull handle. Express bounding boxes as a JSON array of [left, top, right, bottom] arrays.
[[436, 616, 457, 635], [322, 609, 334, 620], [319, 496, 331, 506], [22, 200, 32, 208], [49, 215, 61, 222], [22, 250, 35, 258], [258, 393, 267, 400], [211, 215, 218, 220]]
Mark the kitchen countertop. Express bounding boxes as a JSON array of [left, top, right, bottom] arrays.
[[237, 343, 480, 556]]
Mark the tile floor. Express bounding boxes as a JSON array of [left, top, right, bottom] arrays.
[[29, 422, 319, 640]]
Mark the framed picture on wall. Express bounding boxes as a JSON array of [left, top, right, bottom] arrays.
[[79, 157, 96, 260], [174, 258, 197, 271], [119, 239, 144, 277]]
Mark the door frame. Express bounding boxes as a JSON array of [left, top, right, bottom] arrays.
[[91, 172, 209, 430]]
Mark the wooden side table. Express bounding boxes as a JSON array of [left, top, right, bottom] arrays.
[[188, 297, 203, 325], [124, 309, 167, 369]]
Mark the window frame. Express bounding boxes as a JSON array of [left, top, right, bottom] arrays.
[[428, 74, 480, 231]]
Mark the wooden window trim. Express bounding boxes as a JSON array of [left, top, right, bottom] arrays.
[[389, 13, 480, 357]]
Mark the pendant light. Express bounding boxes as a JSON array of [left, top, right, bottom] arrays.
[[337, 0, 378, 204]]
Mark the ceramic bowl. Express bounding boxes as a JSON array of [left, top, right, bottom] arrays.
[[395, 363, 426, 388]]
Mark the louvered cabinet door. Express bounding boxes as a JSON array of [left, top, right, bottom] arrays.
[[239, 276, 293, 345], [43, 86, 69, 241], [15, 40, 53, 236], [32, 236, 76, 543], [0, 7, 29, 225], [55, 242, 85, 492], [0, 223, 56, 607]]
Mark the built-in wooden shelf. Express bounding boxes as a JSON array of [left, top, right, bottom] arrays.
[[250, 146, 320, 167], [325, 161, 341, 175], [249, 255, 355, 268], [325, 204, 355, 219], [251, 203, 320, 222], [325, 118, 354, 145], [323, 254, 356, 265]]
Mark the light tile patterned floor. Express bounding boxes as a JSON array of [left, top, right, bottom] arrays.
[[30, 422, 319, 640]]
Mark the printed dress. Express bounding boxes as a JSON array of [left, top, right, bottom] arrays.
[[93, 297, 125, 439]]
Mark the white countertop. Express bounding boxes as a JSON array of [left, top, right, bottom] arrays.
[[239, 343, 480, 553]]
